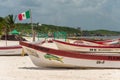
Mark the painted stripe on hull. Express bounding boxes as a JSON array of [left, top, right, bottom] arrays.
[[54, 40, 120, 52], [20, 41, 120, 61], [54, 40, 120, 48], [24, 47, 120, 68]]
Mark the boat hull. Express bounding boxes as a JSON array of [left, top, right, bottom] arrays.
[[54, 40, 120, 53], [0, 46, 22, 55], [20, 41, 120, 68]]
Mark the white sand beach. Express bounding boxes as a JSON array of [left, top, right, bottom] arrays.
[[0, 56, 120, 80], [0, 39, 120, 80]]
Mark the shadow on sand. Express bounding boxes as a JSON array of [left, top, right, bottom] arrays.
[[18, 67, 87, 70], [18, 67, 119, 70]]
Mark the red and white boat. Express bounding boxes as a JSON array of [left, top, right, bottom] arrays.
[[20, 41, 120, 68], [0, 40, 24, 55], [95, 39, 120, 45], [68, 39, 104, 46], [68, 38, 120, 46], [54, 40, 120, 53], [0, 45, 22, 56], [0, 38, 47, 56]]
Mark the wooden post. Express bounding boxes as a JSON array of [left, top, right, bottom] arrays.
[[5, 27, 7, 46], [30, 9, 35, 42]]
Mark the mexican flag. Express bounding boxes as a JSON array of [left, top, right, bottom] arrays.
[[18, 10, 30, 21]]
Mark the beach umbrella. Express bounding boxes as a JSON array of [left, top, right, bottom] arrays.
[[10, 29, 20, 35]]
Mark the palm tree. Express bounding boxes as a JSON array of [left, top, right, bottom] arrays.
[[4, 14, 17, 34], [0, 15, 17, 40], [0, 17, 5, 35]]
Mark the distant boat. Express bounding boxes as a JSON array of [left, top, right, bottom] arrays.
[[20, 41, 120, 68], [54, 40, 120, 53], [68, 38, 120, 45], [94, 38, 120, 45]]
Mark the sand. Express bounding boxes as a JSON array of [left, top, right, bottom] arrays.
[[0, 38, 120, 80], [0, 56, 119, 80]]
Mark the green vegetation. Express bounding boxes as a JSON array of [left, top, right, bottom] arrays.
[[14, 23, 120, 37], [15, 23, 81, 36], [82, 29, 120, 36], [0, 14, 16, 35], [0, 15, 120, 37], [0, 17, 4, 35]]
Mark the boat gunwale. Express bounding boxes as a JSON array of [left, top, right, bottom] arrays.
[[20, 41, 120, 61], [54, 40, 120, 48]]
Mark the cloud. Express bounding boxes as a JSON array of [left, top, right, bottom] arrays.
[[0, 0, 120, 31]]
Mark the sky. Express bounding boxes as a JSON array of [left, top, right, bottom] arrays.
[[0, 0, 120, 31]]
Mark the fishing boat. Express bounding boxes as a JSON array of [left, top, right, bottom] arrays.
[[20, 41, 120, 68], [67, 39, 104, 46], [94, 38, 120, 45], [68, 38, 120, 45], [54, 40, 120, 53], [0, 45, 23, 56]]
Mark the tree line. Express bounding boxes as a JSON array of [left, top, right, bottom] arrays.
[[15, 23, 120, 37], [0, 14, 120, 37], [15, 23, 82, 37]]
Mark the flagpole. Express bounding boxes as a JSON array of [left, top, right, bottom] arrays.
[[30, 9, 35, 42]]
